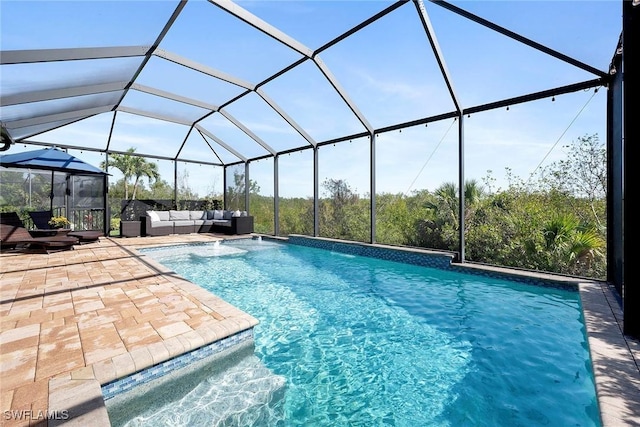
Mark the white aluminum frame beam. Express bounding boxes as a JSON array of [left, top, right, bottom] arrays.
[[154, 49, 254, 90], [218, 109, 277, 155], [256, 87, 317, 148], [6, 105, 113, 129], [116, 105, 193, 126], [1, 82, 128, 107], [195, 124, 247, 162], [207, 0, 314, 58], [0, 46, 149, 65], [131, 83, 219, 111]]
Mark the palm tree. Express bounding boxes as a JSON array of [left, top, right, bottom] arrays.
[[100, 148, 159, 200], [425, 179, 485, 223], [541, 213, 604, 275], [130, 156, 159, 200], [100, 148, 136, 200]]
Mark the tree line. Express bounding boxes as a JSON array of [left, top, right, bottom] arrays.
[[0, 135, 606, 280], [249, 134, 607, 280]]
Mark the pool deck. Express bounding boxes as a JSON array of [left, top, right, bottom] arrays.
[[0, 234, 638, 426]]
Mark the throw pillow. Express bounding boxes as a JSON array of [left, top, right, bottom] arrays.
[[156, 211, 170, 221]]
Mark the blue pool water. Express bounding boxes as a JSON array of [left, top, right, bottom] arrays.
[[116, 238, 600, 426]]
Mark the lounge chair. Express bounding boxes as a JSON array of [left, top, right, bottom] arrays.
[[0, 211, 25, 227], [1, 211, 56, 237], [28, 210, 55, 230], [27, 210, 103, 243], [67, 230, 103, 244], [0, 223, 79, 253]]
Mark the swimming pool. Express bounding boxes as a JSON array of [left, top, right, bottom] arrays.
[[109, 237, 600, 426]]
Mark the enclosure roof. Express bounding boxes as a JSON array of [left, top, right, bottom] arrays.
[[0, 0, 621, 166]]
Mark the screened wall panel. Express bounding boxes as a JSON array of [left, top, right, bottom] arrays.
[[278, 150, 314, 237], [463, 88, 608, 280], [375, 120, 458, 248], [225, 164, 246, 211], [318, 137, 370, 243], [176, 162, 223, 205], [249, 158, 275, 235]]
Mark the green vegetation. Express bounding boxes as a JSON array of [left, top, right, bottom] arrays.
[[248, 134, 607, 280], [1, 135, 606, 280]]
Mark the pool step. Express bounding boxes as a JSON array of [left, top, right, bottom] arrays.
[[208, 353, 287, 426], [106, 344, 287, 427]]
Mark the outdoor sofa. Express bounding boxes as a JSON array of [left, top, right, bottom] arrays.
[[143, 209, 254, 236]]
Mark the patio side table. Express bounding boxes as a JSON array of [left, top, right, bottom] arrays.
[[120, 221, 141, 237]]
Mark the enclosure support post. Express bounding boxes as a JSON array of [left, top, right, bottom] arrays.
[[623, 0, 637, 339], [607, 35, 623, 298], [370, 132, 376, 244], [103, 173, 109, 236], [458, 114, 465, 262], [245, 162, 250, 213], [274, 155, 280, 236], [222, 165, 227, 210], [314, 146, 319, 237], [173, 161, 178, 209]]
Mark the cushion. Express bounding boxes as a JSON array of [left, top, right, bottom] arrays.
[[156, 211, 170, 221], [146, 211, 160, 222], [222, 210, 232, 220], [232, 210, 242, 217], [214, 209, 224, 220], [206, 210, 216, 220], [169, 210, 191, 220], [241, 211, 248, 217], [190, 210, 205, 220]]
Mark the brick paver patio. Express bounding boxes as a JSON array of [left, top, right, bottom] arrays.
[[1, 234, 257, 426]]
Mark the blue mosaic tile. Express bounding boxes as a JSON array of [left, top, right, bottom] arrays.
[[284, 236, 580, 291], [448, 265, 580, 291], [101, 329, 253, 401], [286, 236, 454, 269]]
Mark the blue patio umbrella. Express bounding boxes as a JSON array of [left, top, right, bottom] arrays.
[[0, 147, 107, 213], [0, 147, 105, 175]]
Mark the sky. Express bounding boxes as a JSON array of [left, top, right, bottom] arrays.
[[0, 0, 622, 200]]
